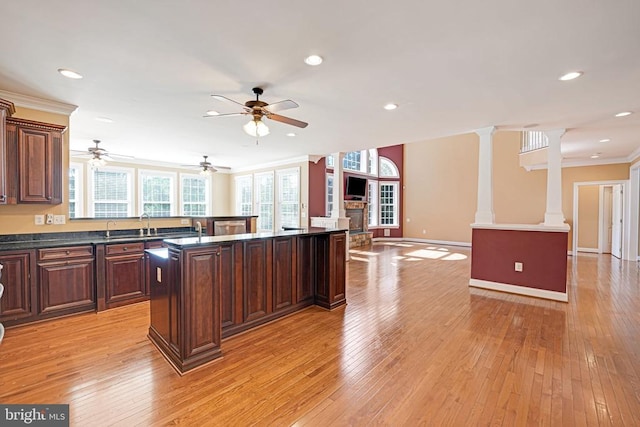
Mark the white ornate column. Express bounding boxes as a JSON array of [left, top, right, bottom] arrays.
[[474, 126, 496, 224], [331, 152, 346, 218], [543, 129, 566, 226]]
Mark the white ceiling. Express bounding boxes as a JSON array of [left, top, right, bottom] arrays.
[[1, 0, 639, 169]]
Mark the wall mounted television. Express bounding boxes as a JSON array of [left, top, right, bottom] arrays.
[[346, 176, 367, 199]]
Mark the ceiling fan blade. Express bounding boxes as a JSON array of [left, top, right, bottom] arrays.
[[264, 100, 299, 113], [267, 113, 308, 128], [211, 95, 251, 110], [203, 112, 248, 118]]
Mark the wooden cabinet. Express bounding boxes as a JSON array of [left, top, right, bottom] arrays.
[[4, 117, 66, 204], [296, 235, 316, 304], [314, 232, 347, 309], [273, 236, 296, 311], [104, 242, 146, 309], [220, 242, 242, 332], [0, 98, 16, 205], [243, 239, 271, 322], [37, 246, 95, 316], [0, 250, 35, 323]]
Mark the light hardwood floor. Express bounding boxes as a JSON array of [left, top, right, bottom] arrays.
[[1, 242, 639, 426]]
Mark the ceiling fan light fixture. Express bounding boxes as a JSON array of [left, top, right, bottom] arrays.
[[88, 156, 107, 168], [304, 55, 323, 66], [243, 117, 270, 137], [200, 168, 213, 176]]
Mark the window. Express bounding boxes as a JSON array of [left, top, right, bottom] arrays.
[[326, 173, 334, 216], [255, 172, 274, 231], [139, 170, 175, 217], [235, 175, 253, 216], [343, 151, 361, 171], [367, 149, 378, 175], [68, 163, 83, 218], [277, 168, 300, 229], [326, 155, 334, 168], [379, 157, 399, 177], [181, 174, 209, 216], [89, 167, 133, 218], [368, 179, 378, 227], [379, 182, 399, 226]]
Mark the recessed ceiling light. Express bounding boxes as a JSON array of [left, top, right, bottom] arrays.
[[205, 110, 220, 116], [615, 111, 633, 117], [286, 132, 296, 137], [559, 71, 583, 81], [599, 138, 610, 143], [384, 103, 398, 110], [304, 55, 323, 66], [95, 117, 113, 123], [58, 68, 83, 79], [590, 153, 601, 159]]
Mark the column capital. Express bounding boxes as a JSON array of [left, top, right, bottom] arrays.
[[475, 126, 497, 138], [542, 128, 566, 141]]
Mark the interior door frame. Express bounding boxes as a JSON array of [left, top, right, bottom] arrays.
[[573, 179, 630, 259], [598, 185, 613, 254], [629, 160, 640, 261]]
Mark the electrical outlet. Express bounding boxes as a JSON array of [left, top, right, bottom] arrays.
[[34, 215, 45, 225], [46, 213, 54, 224], [180, 219, 190, 225], [53, 215, 66, 225], [515, 262, 523, 272], [384, 228, 390, 237]]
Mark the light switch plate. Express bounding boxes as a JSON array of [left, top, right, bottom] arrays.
[[53, 215, 66, 225], [515, 262, 523, 272], [34, 215, 45, 225]]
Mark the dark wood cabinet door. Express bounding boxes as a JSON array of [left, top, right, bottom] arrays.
[[0, 251, 33, 321], [105, 254, 146, 308], [38, 258, 94, 314], [273, 237, 296, 311], [183, 247, 221, 360], [330, 232, 347, 305], [296, 236, 315, 303], [243, 240, 272, 322]]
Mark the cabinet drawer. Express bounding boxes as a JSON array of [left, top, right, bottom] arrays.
[[105, 242, 145, 256], [38, 245, 93, 261]]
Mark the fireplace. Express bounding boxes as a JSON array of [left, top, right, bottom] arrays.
[[344, 200, 372, 248]]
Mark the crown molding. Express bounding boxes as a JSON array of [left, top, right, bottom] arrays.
[[527, 156, 630, 171], [627, 146, 640, 163], [0, 89, 77, 115], [230, 155, 313, 173]]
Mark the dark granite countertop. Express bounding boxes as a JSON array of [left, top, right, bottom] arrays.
[[163, 227, 347, 249], [0, 228, 198, 251]]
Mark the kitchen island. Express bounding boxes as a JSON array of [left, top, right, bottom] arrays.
[[147, 228, 347, 374]]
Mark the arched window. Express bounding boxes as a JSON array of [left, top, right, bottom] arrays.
[[379, 157, 399, 177]]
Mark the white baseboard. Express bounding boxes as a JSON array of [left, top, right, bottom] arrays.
[[576, 247, 599, 253], [469, 278, 568, 302], [374, 237, 471, 248]]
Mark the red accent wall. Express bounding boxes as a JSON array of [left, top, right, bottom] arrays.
[[471, 228, 568, 293], [374, 145, 404, 238], [308, 159, 327, 218]]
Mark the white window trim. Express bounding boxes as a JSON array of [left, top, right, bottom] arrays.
[[368, 179, 378, 228], [69, 162, 84, 218], [379, 156, 400, 177], [234, 174, 253, 216], [326, 149, 379, 177], [379, 181, 400, 228], [326, 172, 334, 217], [87, 165, 135, 217], [179, 172, 212, 216], [255, 171, 275, 232], [276, 167, 300, 230], [138, 169, 177, 217]]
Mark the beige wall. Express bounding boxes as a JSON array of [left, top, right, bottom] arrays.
[[230, 161, 310, 228], [404, 130, 631, 247], [403, 132, 479, 243], [577, 185, 599, 249]]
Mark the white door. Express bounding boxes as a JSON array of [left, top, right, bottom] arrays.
[[611, 184, 623, 258], [603, 186, 613, 254]]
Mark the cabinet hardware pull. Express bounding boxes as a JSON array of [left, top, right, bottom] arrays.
[[123, 247, 127, 251], [47, 196, 52, 200], [66, 250, 70, 255]]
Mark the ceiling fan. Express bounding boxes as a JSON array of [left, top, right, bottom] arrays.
[[205, 87, 308, 137], [182, 155, 230, 175], [70, 139, 133, 168]]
